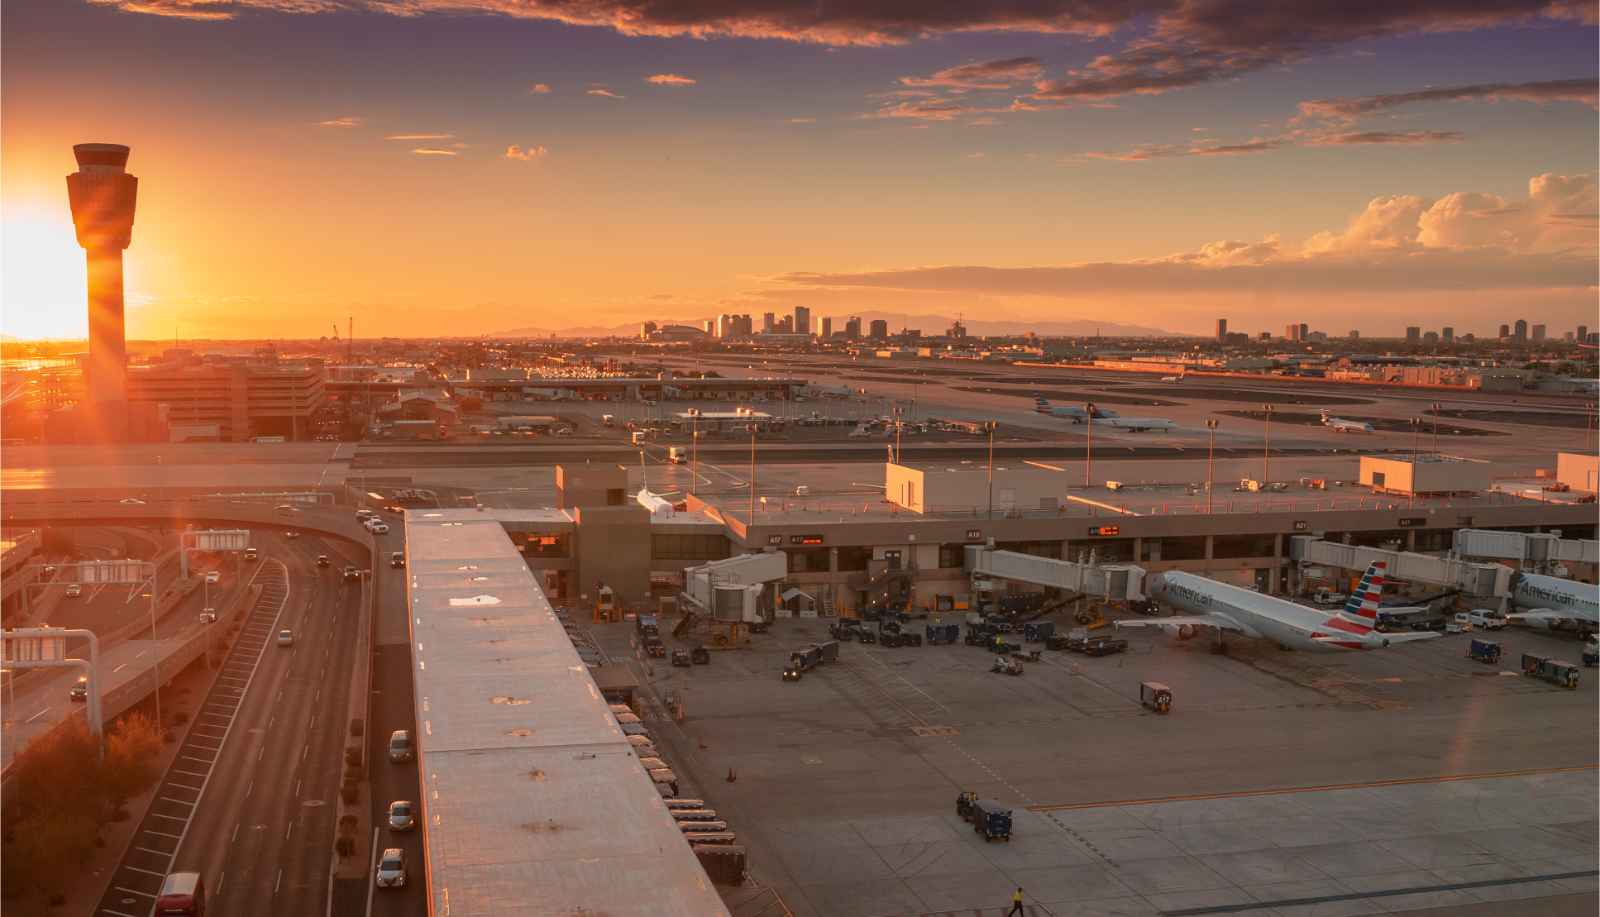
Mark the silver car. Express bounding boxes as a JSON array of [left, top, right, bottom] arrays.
[[375, 848, 406, 888], [388, 800, 415, 832]]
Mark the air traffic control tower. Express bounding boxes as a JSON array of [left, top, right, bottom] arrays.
[[66, 143, 138, 437]]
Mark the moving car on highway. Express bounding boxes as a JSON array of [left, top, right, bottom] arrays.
[[276, 628, 294, 647], [375, 848, 407, 889], [388, 800, 415, 832]]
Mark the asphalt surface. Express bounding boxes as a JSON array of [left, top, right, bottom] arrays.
[[364, 504, 426, 917], [90, 530, 370, 917]]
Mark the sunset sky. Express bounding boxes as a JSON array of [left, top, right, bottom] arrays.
[[2, 0, 1596, 340]]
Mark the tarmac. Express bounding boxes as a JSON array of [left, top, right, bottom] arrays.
[[588, 616, 1598, 916]]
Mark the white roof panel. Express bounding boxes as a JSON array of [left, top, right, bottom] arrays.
[[406, 513, 728, 917]]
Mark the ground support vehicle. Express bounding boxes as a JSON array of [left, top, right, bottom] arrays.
[[1141, 681, 1172, 714], [1083, 636, 1128, 657], [1522, 653, 1580, 689], [1466, 638, 1502, 665], [991, 655, 1023, 676]]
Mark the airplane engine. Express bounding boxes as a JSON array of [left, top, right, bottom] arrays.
[[1173, 623, 1198, 640]]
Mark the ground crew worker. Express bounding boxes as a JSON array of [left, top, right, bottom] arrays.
[[1007, 887, 1025, 916]]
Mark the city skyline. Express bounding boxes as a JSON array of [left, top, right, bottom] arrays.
[[2, 0, 1597, 340]]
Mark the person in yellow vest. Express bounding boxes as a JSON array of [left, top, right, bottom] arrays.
[[1007, 887, 1025, 916]]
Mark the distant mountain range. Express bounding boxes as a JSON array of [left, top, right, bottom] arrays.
[[492, 312, 1177, 339]]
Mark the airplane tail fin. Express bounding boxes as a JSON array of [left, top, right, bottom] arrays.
[[1337, 561, 1387, 629]]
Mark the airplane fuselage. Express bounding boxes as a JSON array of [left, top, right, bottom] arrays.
[[1157, 572, 1375, 651]]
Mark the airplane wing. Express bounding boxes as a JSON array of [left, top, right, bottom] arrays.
[[1116, 614, 1259, 638], [1313, 631, 1440, 647], [1506, 610, 1581, 628]]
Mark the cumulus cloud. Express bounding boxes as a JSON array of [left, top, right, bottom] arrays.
[[385, 132, 453, 140], [410, 147, 458, 156], [778, 172, 1598, 296], [587, 87, 625, 99], [787, 117, 817, 123], [317, 115, 361, 127], [900, 56, 1043, 90], [645, 73, 696, 86], [505, 144, 548, 160], [1298, 78, 1598, 123], [530, 82, 552, 94]]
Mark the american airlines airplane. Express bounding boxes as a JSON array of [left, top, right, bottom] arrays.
[[1034, 398, 1174, 432], [1506, 572, 1599, 635], [1319, 411, 1375, 433], [1118, 561, 1440, 651], [1034, 397, 1108, 423]]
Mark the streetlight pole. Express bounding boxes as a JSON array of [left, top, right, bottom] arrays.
[[1431, 402, 1440, 456], [1409, 418, 1421, 509], [1084, 404, 1094, 488], [748, 424, 757, 521], [149, 563, 161, 730], [1206, 419, 1219, 513], [1262, 404, 1273, 486], [986, 421, 995, 520], [690, 415, 698, 497]]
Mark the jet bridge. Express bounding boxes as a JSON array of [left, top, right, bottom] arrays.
[[1289, 535, 1512, 598], [1452, 529, 1599, 572], [679, 550, 789, 624], [965, 544, 1146, 602]]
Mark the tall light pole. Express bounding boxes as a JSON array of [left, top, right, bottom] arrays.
[[1262, 404, 1274, 486], [690, 414, 698, 497], [1084, 403, 1094, 488], [1430, 401, 1440, 456], [1206, 419, 1219, 513], [748, 423, 758, 521], [1408, 418, 1423, 509], [986, 421, 996, 520], [148, 563, 161, 730]]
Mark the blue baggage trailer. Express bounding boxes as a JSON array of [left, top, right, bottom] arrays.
[[1466, 639, 1501, 664]]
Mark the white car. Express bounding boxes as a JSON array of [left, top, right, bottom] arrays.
[[375, 848, 407, 888], [205, 571, 221, 584], [64, 583, 83, 598], [276, 628, 294, 647], [199, 609, 218, 624]]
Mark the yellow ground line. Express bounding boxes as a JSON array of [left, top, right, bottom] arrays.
[[1026, 763, 1599, 812]]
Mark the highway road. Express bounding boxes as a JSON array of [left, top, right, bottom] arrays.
[[90, 529, 372, 917], [1, 557, 251, 774], [365, 506, 426, 917]]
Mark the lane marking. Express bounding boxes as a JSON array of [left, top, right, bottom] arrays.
[[1028, 763, 1600, 812], [26, 707, 50, 724], [113, 886, 154, 898], [133, 845, 172, 858], [124, 865, 167, 877]]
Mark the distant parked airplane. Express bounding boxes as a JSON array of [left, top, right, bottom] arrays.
[[1320, 411, 1375, 433], [1159, 374, 1184, 383], [1118, 561, 1440, 651], [1034, 398, 1113, 423]]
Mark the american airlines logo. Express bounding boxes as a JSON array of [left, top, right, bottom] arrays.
[[1522, 583, 1588, 609], [1169, 583, 1212, 607]]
